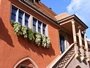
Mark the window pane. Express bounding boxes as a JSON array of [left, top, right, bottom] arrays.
[[25, 0, 34, 3], [25, 13, 29, 27], [43, 23, 46, 35], [18, 10, 24, 24], [38, 21, 41, 33], [60, 35, 65, 53], [33, 18, 37, 32], [11, 6, 17, 21]]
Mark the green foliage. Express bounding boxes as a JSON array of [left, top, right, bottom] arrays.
[[13, 23, 22, 35], [11, 20, 15, 25], [11, 21, 51, 48], [27, 29, 35, 41], [46, 37, 51, 48], [42, 35, 47, 48], [35, 33, 42, 46], [41, 35, 51, 48], [21, 26, 28, 38]]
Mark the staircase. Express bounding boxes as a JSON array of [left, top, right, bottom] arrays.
[[47, 41, 90, 68], [47, 43, 76, 68], [53, 43, 76, 68]]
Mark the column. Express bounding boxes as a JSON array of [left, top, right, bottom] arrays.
[[84, 34, 90, 61], [78, 29, 85, 61], [65, 35, 69, 50], [71, 20, 78, 58]]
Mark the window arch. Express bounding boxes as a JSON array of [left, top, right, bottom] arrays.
[[14, 57, 38, 68], [76, 65, 81, 68]]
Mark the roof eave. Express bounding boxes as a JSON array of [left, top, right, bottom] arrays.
[[58, 14, 88, 29], [18, 0, 61, 28]]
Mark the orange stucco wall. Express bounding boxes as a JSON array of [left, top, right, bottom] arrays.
[[0, 0, 60, 68]]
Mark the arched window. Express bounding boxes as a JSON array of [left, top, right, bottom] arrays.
[[76, 65, 81, 68], [14, 57, 38, 68]]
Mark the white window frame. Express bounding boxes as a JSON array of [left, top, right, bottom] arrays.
[[11, 4, 48, 36], [11, 4, 31, 27]]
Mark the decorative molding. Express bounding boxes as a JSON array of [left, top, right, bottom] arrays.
[[53, 45, 74, 68], [47, 43, 76, 68], [13, 57, 38, 68], [23, 0, 34, 5], [18, 0, 58, 24]]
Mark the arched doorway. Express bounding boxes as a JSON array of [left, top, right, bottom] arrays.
[[14, 57, 38, 68]]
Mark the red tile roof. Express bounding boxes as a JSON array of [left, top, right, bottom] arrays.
[[34, 2, 57, 20]]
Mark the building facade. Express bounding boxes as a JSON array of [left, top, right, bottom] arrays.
[[0, 0, 90, 68]]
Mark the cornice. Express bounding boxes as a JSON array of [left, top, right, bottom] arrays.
[[58, 14, 88, 29], [18, 0, 60, 28]]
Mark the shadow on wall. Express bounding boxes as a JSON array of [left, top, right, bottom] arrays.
[[0, 17, 14, 47], [18, 36, 55, 57]]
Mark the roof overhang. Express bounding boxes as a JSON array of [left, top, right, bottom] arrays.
[[57, 14, 88, 35], [58, 14, 88, 29], [18, 0, 61, 28]]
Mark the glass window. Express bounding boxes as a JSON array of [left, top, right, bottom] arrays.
[[76, 65, 81, 68], [35, 0, 39, 3], [43, 23, 46, 35], [11, 6, 17, 21], [60, 35, 65, 53], [11, 6, 48, 36], [29, 0, 34, 3], [38, 21, 41, 33], [25, 13, 29, 27], [26, 0, 34, 3], [33, 18, 37, 32], [18, 10, 24, 24], [20, 66, 26, 68]]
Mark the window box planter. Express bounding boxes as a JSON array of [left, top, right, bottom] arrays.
[[11, 21, 51, 48]]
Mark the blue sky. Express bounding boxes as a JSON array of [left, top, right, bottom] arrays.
[[41, 0, 90, 38]]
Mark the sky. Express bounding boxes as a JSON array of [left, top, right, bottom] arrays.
[[41, 0, 90, 39]]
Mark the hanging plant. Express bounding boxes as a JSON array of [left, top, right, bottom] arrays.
[[21, 26, 28, 38], [46, 37, 51, 48], [35, 33, 42, 46], [13, 23, 22, 35], [11, 20, 15, 26], [27, 28, 35, 41], [42, 35, 47, 48], [11, 21, 51, 48]]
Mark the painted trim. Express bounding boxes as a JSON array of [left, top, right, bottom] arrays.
[[13, 57, 38, 68], [64, 54, 75, 68]]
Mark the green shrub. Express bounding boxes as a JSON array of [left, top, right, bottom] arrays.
[[21, 26, 28, 38], [11, 21, 51, 48], [27, 28, 35, 41], [46, 37, 51, 48], [42, 35, 47, 48], [35, 33, 42, 46], [13, 23, 22, 35]]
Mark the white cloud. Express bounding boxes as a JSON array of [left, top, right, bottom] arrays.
[[67, 0, 81, 12], [67, 0, 89, 14], [67, 0, 90, 38]]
